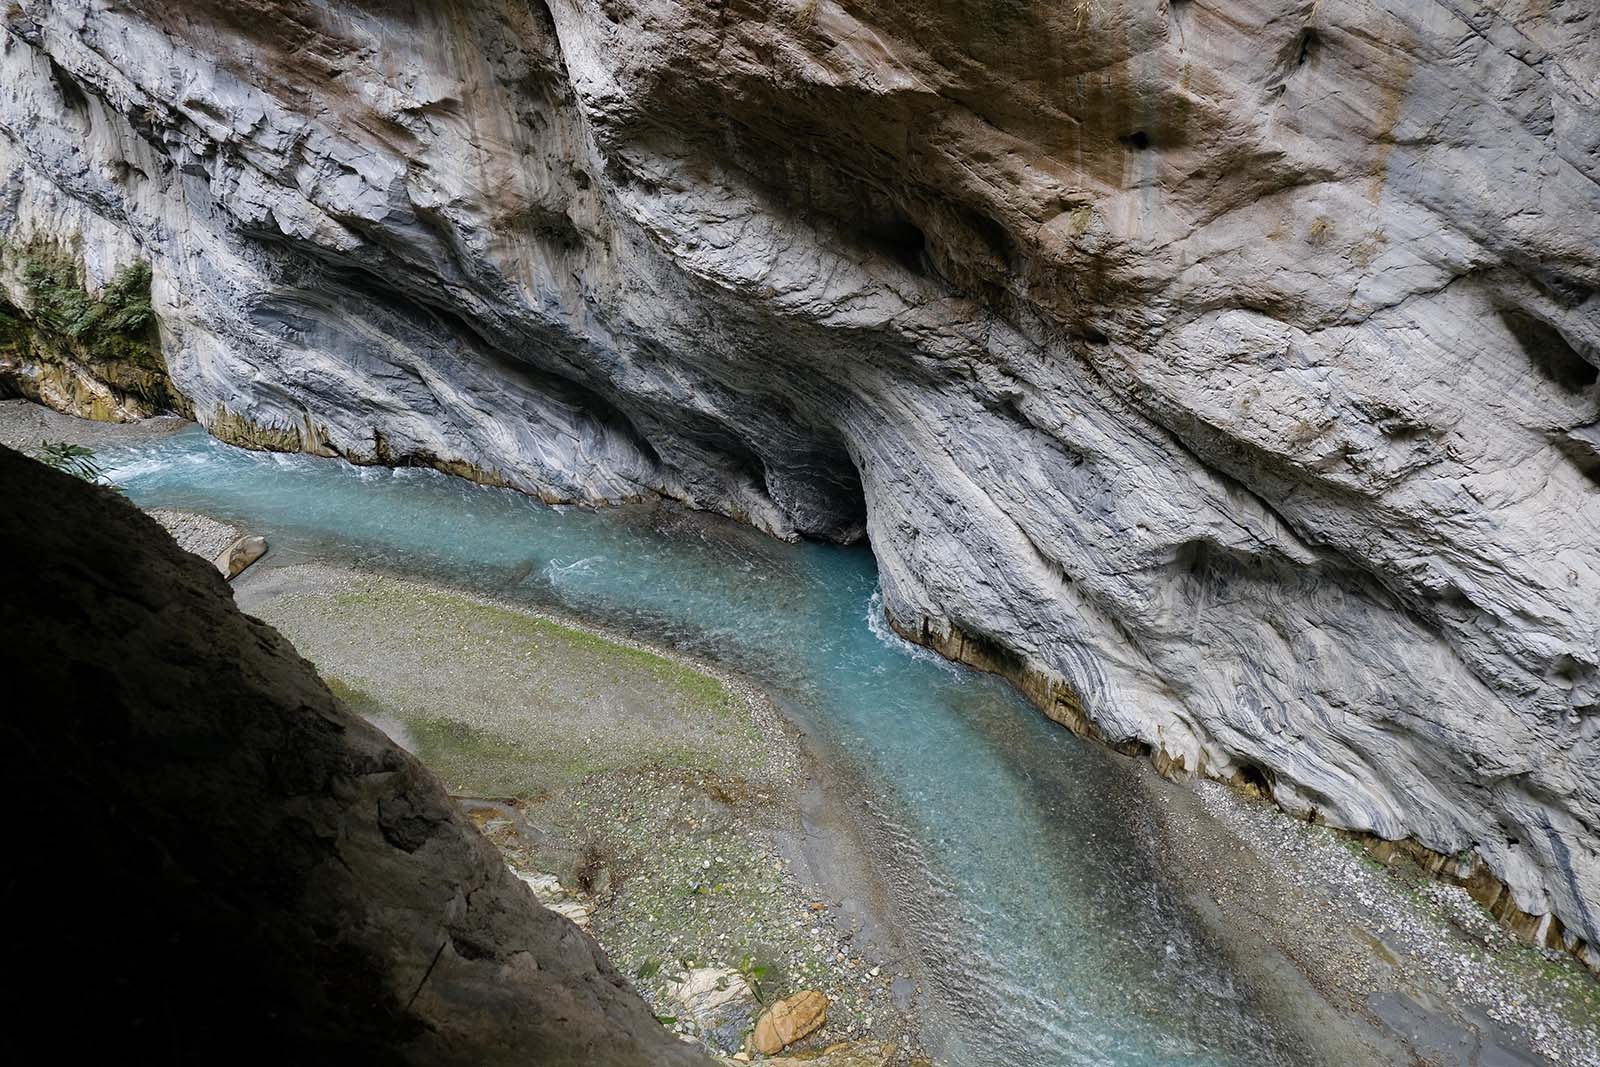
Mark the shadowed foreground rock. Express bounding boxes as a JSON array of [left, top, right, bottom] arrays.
[[0, 445, 707, 1064]]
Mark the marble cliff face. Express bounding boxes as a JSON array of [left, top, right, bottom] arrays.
[[0, 1, 1595, 963]]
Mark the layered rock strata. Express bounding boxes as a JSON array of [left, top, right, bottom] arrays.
[[0, 0, 1594, 965]]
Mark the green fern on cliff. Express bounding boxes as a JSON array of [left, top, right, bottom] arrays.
[[0, 245, 180, 420], [20, 254, 155, 354]]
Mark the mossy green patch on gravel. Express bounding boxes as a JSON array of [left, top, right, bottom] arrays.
[[325, 675, 378, 711], [328, 582, 736, 710], [405, 716, 545, 798], [252, 569, 768, 799]]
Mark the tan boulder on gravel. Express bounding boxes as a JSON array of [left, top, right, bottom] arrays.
[[214, 534, 267, 579], [750, 990, 828, 1055]]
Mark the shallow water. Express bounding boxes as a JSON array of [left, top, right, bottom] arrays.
[[104, 427, 1310, 1066]]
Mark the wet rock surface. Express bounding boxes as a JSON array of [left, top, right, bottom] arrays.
[[0, 444, 708, 1064], [214, 532, 268, 578], [0, 0, 1596, 983]]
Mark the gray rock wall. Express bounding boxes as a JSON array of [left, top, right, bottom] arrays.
[[0, 0, 1594, 964]]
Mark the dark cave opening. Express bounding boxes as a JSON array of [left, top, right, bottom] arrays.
[[963, 207, 1018, 266], [1235, 762, 1276, 798], [1295, 27, 1318, 68], [1500, 308, 1599, 393], [862, 214, 929, 275], [47, 57, 89, 112], [761, 435, 870, 545]]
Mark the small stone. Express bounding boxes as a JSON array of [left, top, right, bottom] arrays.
[[666, 967, 757, 1055], [515, 871, 565, 904], [750, 989, 828, 1055], [214, 534, 267, 579], [547, 899, 593, 928]]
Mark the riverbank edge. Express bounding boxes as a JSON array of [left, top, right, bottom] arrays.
[[887, 611, 1600, 979], [231, 558, 928, 1061], [9, 397, 1595, 979], [1, 400, 928, 1055], [199, 401, 801, 540], [9, 396, 1595, 979]]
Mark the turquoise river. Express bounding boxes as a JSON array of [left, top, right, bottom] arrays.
[[104, 425, 1318, 1067]]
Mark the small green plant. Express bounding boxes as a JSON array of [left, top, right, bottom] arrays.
[[738, 954, 772, 1004], [34, 440, 111, 484], [0, 245, 179, 421]]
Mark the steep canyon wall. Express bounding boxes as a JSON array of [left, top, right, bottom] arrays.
[[0, 0, 1595, 965]]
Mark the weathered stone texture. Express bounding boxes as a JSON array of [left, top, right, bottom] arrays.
[[0, 0, 1593, 963]]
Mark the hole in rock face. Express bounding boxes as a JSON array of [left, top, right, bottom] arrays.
[[1532, 269, 1595, 310], [963, 208, 1016, 265], [1381, 423, 1428, 442], [1266, 25, 1319, 96], [1235, 763, 1275, 798], [449, 934, 493, 961], [48, 58, 89, 112], [1295, 28, 1317, 67], [1499, 309, 1599, 393], [823, 454, 870, 543], [1123, 130, 1151, 150], [1553, 654, 1595, 686], [529, 0, 559, 35], [1174, 537, 1210, 579], [762, 436, 870, 544], [1553, 433, 1600, 489], [863, 214, 928, 275]]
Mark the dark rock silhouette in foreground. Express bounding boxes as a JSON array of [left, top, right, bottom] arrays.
[[0, 445, 707, 1065]]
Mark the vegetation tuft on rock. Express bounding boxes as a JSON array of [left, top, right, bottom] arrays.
[[0, 244, 184, 421]]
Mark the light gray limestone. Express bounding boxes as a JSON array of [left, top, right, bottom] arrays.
[[0, 0, 1594, 963]]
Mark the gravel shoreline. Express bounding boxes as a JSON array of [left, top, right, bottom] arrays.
[[234, 560, 928, 1063], [146, 508, 243, 561], [1139, 769, 1599, 1067], [0, 397, 187, 451]]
